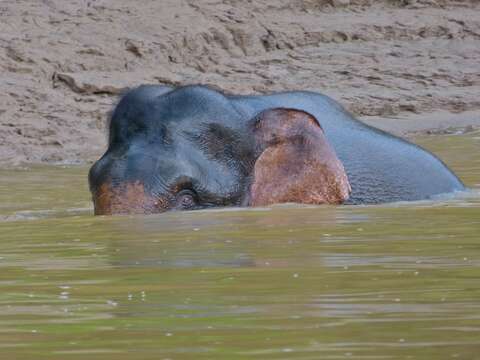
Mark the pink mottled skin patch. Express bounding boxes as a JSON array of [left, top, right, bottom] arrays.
[[249, 109, 351, 206], [93, 181, 168, 215]]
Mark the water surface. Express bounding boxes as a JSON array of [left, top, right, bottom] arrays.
[[0, 132, 479, 359]]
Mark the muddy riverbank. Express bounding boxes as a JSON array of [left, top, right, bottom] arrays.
[[1, 0, 479, 165]]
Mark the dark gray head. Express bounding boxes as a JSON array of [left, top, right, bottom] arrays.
[[89, 85, 350, 215]]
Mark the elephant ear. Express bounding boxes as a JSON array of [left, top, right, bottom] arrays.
[[248, 108, 351, 206]]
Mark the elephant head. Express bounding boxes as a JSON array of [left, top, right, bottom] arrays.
[[89, 86, 350, 215]]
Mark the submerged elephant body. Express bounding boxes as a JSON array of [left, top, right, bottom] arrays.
[[89, 85, 464, 215]]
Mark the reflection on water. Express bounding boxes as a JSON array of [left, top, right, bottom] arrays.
[[0, 132, 479, 359]]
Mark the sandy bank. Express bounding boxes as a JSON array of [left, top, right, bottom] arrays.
[[1, 0, 479, 165]]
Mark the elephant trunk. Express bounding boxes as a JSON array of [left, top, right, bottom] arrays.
[[92, 181, 168, 215]]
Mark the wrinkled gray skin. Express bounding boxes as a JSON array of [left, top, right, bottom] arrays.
[[90, 85, 464, 207]]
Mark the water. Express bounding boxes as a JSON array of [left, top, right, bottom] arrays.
[[0, 132, 479, 360]]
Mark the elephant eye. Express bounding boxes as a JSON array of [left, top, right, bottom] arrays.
[[175, 190, 197, 210]]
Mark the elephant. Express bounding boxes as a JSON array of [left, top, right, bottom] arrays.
[[88, 85, 464, 215]]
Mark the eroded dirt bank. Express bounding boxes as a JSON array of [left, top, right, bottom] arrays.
[[1, 0, 479, 165]]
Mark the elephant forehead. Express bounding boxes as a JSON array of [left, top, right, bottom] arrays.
[[155, 85, 243, 121], [109, 86, 244, 146]]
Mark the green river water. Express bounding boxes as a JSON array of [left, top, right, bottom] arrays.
[[0, 132, 479, 360]]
